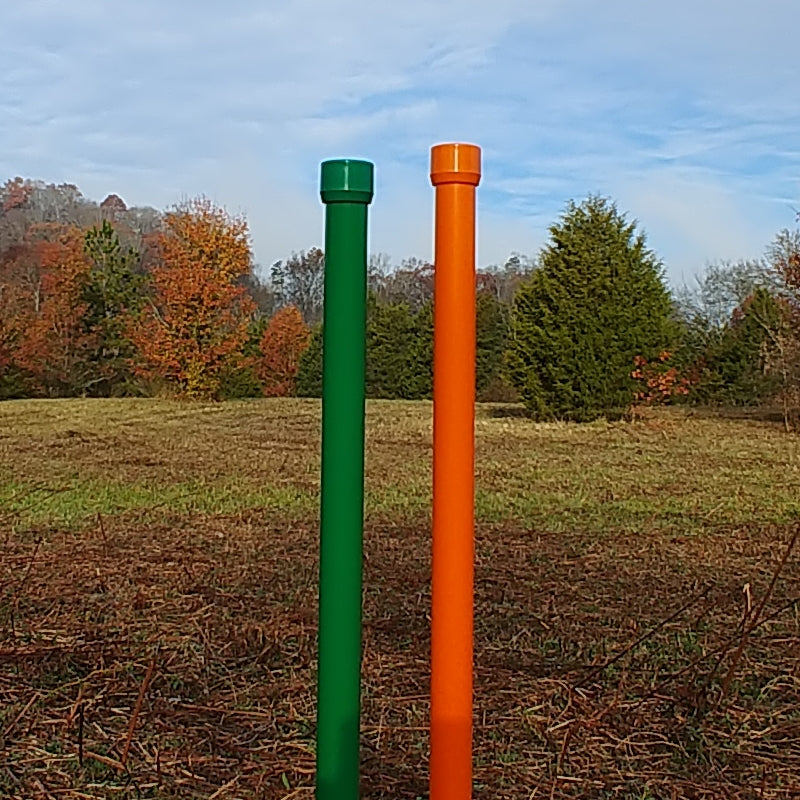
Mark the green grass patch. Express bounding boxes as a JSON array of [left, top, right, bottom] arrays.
[[1, 398, 799, 533]]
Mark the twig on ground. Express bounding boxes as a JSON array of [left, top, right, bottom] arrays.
[[120, 650, 158, 768]]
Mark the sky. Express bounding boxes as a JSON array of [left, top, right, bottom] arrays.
[[1, 0, 798, 288]]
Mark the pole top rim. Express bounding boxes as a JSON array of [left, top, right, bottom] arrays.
[[320, 159, 374, 204], [430, 143, 481, 186]]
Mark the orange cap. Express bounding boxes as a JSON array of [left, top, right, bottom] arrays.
[[430, 143, 481, 187]]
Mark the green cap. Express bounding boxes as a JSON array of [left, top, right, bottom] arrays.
[[320, 159, 374, 205]]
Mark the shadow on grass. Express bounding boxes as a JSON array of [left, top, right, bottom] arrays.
[[687, 403, 793, 426], [481, 403, 529, 419]]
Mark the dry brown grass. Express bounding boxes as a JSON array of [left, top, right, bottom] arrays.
[[1, 399, 799, 798]]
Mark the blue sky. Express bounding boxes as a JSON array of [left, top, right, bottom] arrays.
[[2, 0, 798, 287]]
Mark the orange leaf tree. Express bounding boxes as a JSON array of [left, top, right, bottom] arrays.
[[630, 350, 698, 407], [257, 305, 312, 397], [12, 230, 99, 395], [0, 279, 23, 387], [1, 243, 38, 395], [0, 254, 25, 371], [128, 198, 256, 399]]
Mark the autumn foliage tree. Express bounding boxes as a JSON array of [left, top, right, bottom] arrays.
[[0, 278, 25, 396], [13, 229, 99, 395], [127, 198, 256, 400], [257, 305, 311, 396], [630, 351, 697, 407]]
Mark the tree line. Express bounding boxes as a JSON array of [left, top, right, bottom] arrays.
[[1, 178, 798, 427]]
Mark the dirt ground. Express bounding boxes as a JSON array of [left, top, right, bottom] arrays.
[[2, 511, 799, 799]]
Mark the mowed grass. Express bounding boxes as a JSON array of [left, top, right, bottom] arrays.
[[1, 397, 799, 533], [2, 398, 800, 798]]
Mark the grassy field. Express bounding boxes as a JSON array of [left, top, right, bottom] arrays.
[[1, 398, 799, 798]]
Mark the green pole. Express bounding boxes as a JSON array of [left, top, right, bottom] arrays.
[[316, 158, 374, 800]]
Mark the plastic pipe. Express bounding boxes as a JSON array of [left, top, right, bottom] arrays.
[[316, 158, 374, 800], [429, 142, 481, 800]]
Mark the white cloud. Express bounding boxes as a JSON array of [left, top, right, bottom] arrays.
[[616, 168, 772, 279], [0, 0, 798, 285]]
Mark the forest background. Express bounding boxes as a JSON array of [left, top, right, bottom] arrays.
[[1, 177, 799, 427]]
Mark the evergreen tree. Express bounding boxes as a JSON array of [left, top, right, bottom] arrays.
[[365, 296, 432, 399], [294, 295, 433, 400], [695, 287, 784, 405], [82, 220, 146, 395], [507, 196, 673, 421], [218, 316, 267, 399], [476, 290, 510, 397], [295, 324, 323, 397], [296, 291, 511, 402]]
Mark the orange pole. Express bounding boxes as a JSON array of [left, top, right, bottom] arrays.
[[429, 142, 481, 800]]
